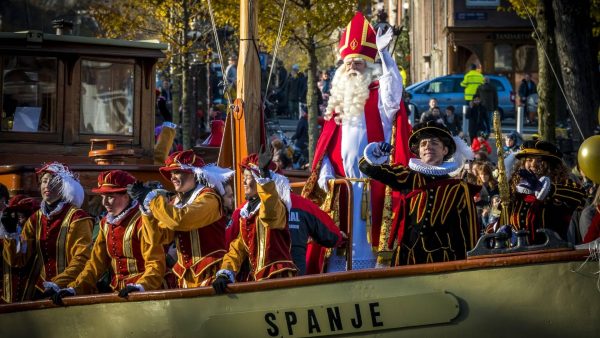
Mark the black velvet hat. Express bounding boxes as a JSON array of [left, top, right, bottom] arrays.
[[408, 121, 456, 160]]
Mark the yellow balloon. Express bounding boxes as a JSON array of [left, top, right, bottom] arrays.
[[578, 135, 600, 184]]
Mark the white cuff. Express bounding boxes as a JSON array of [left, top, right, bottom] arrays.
[[43, 281, 59, 293], [162, 121, 177, 129], [535, 176, 551, 201], [142, 189, 169, 214], [254, 173, 272, 186], [127, 283, 145, 292], [363, 142, 389, 166], [516, 186, 534, 195], [216, 269, 235, 284]]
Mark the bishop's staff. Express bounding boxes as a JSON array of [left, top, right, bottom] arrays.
[[493, 110, 510, 224]]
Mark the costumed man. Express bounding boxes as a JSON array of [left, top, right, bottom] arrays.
[[2, 162, 93, 299], [130, 150, 234, 288], [302, 12, 411, 271], [359, 121, 480, 265], [213, 151, 297, 294], [506, 140, 586, 243], [50, 170, 166, 305], [1, 195, 40, 303]]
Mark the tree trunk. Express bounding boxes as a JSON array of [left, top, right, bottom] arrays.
[[306, 35, 320, 168], [535, 0, 557, 143], [181, 53, 192, 149], [552, 0, 599, 143]]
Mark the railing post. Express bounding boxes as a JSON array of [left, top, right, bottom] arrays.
[[462, 105, 469, 141], [516, 106, 524, 135]]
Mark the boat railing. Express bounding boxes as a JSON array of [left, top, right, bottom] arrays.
[[290, 178, 354, 270]]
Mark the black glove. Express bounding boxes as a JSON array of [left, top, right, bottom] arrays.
[[118, 285, 140, 298], [212, 275, 231, 295], [379, 142, 393, 155], [258, 146, 273, 179], [127, 181, 153, 206], [50, 289, 75, 305], [41, 288, 58, 299], [1, 211, 18, 233], [517, 169, 540, 192]]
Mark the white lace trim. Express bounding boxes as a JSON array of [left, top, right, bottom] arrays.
[[41, 201, 67, 218], [106, 201, 139, 225], [173, 184, 205, 209], [408, 158, 458, 176]]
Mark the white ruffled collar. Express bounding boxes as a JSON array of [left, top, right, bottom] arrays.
[[41, 201, 67, 219], [408, 158, 458, 176], [106, 201, 139, 225], [173, 184, 204, 209]]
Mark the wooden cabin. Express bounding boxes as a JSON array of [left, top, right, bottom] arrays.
[[0, 31, 167, 197]]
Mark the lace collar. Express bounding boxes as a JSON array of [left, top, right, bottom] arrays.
[[41, 201, 67, 219], [408, 158, 458, 176], [174, 184, 204, 209], [106, 201, 139, 225]]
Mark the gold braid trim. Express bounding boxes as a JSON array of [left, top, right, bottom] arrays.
[[377, 115, 397, 265]]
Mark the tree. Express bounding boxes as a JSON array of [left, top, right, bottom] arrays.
[[89, 0, 215, 150], [506, 0, 600, 144], [212, 0, 356, 164]]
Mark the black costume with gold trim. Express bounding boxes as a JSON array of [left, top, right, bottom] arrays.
[[359, 158, 480, 265]]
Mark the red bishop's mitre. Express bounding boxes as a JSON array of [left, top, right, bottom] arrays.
[[339, 12, 377, 63]]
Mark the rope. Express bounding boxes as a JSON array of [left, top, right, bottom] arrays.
[[206, 0, 233, 108], [263, 0, 288, 106], [519, 0, 585, 140]]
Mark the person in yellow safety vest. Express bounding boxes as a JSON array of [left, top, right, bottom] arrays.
[[460, 63, 484, 104]]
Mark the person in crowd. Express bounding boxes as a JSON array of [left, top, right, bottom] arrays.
[[291, 106, 309, 169], [428, 98, 438, 112], [156, 88, 172, 123], [502, 131, 521, 157], [318, 70, 331, 96], [474, 163, 499, 230], [359, 121, 479, 265], [2, 162, 92, 300], [1, 194, 40, 303], [460, 63, 484, 105], [467, 94, 489, 143], [131, 150, 234, 288], [475, 76, 498, 133], [419, 106, 444, 124], [225, 56, 237, 88], [160, 79, 173, 112], [518, 73, 537, 125], [302, 13, 411, 271], [471, 131, 492, 155], [271, 138, 292, 171], [49, 170, 166, 304], [285, 64, 307, 119], [507, 140, 586, 243], [202, 120, 225, 147], [213, 151, 297, 294], [403, 92, 418, 122], [443, 105, 462, 137]]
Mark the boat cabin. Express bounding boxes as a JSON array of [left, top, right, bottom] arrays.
[[0, 31, 167, 196]]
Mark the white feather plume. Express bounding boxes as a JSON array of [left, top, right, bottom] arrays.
[[44, 162, 85, 208], [448, 136, 474, 176], [180, 163, 234, 195]]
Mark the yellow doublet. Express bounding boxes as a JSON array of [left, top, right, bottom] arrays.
[[149, 192, 222, 232]]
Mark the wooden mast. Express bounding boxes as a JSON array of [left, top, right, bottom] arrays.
[[218, 0, 262, 206]]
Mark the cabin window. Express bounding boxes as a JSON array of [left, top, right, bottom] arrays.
[[1, 56, 58, 133], [80, 60, 134, 135]]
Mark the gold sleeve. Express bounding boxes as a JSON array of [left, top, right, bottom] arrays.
[[221, 226, 248, 273], [141, 213, 174, 245], [2, 217, 36, 268], [257, 180, 287, 230], [153, 125, 176, 165], [52, 218, 93, 288], [69, 225, 110, 294], [137, 218, 166, 291], [149, 193, 222, 232]]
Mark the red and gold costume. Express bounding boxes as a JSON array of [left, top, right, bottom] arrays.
[[69, 170, 165, 294], [3, 203, 92, 292], [1, 195, 40, 303], [219, 154, 297, 281], [148, 150, 231, 288], [507, 140, 585, 242]]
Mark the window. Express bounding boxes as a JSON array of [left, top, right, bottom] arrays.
[[426, 79, 455, 94], [1, 56, 57, 133], [490, 79, 505, 91], [80, 60, 134, 135], [515, 45, 538, 72], [494, 44, 513, 72]]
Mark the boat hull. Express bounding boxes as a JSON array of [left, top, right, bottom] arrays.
[[0, 250, 598, 337]]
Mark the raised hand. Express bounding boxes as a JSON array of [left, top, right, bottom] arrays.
[[376, 27, 393, 51], [127, 181, 153, 206], [258, 145, 273, 178]]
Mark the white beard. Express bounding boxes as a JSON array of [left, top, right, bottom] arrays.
[[325, 64, 376, 125]]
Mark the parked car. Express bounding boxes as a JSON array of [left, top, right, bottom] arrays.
[[405, 74, 516, 119]]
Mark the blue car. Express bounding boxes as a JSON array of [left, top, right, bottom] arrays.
[[405, 74, 516, 119]]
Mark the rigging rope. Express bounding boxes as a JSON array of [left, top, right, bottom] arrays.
[[519, 0, 585, 139], [206, 0, 233, 108], [263, 0, 288, 107]]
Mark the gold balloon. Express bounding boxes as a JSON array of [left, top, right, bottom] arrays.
[[578, 135, 600, 184]]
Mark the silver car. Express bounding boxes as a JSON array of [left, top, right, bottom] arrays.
[[406, 74, 516, 119]]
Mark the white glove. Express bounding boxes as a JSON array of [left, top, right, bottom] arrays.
[[43, 281, 60, 293], [535, 176, 551, 201], [318, 175, 335, 193], [376, 27, 393, 52], [363, 142, 391, 165]]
